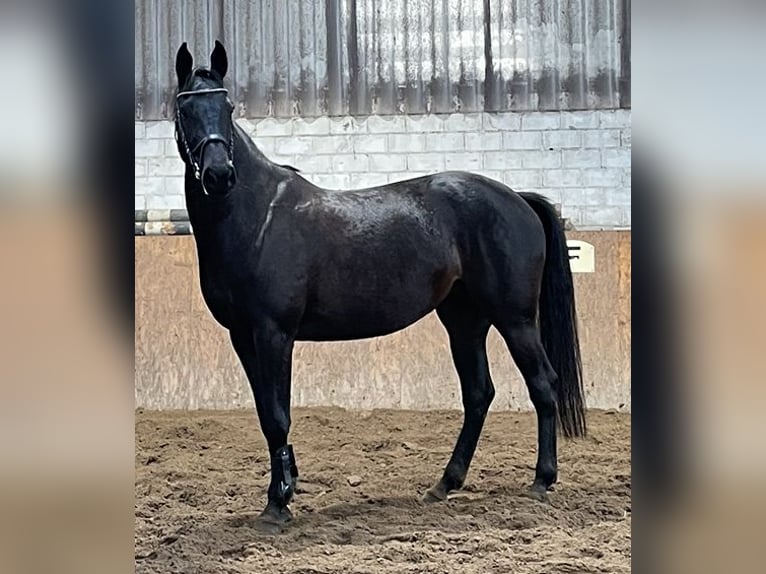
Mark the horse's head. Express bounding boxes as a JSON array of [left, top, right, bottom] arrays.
[[174, 41, 237, 197]]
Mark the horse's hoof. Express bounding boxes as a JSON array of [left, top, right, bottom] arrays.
[[254, 519, 283, 534], [523, 484, 550, 503], [255, 504, 293, 533], [422, 484, 448, 504]]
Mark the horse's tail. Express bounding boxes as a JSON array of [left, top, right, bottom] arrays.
[[519, 192, 587, 438]]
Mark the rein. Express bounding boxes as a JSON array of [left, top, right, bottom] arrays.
[[174, 87, 235, 194]]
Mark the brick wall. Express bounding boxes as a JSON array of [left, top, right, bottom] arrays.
[[135, 110, 631, 229]]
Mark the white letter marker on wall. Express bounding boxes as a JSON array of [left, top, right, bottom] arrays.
[[567, 240, 595, 273]]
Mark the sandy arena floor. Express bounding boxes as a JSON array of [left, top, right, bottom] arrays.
[[135, 408, 630, 573]]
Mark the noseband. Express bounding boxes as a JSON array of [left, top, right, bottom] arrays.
[[174, 87, 235, 188]]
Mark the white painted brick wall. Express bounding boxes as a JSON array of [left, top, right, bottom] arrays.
[[543, 130, 580, 149], [292, 117, 331, 136], [405, 115, 445, 133], [504, 169, 543, 189], [316, 135, 353, 154], [520, 150, 561, 169], [350, 173, 388, 188], [354, 134, 387, 153], [311, 174, 349, 189], [503, 131, 542, 150], [561, 111, 599, 129], [135, 139, 164, 158], [330, 117, 365, 134], [583, 169, 622, 187], [442, 114, 482, 132], [602, 148, 631, 168], [521, 112, 561, 131], [544, 169, 582, 188], [599, 110, 631, 129], [145, 122, 174, 140], [582, 129, 620, 149], [148, 158, 183, 177], [389, 133, 425, 153], [563, 149, 601, 168], [483, 114, 521, 131], [426, 133, 465, 151], [332, 154, 369, 173], [465, 132, 501, 151], [444, 152, 483, 171], [135, 110, 631, 228], [407, 153, 445, 172], [369, 154, 407, 172], [484, 152, 522, 170], [253, 118, 292, 137], [276, 137, 312, 155]]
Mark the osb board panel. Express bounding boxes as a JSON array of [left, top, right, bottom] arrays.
[[135, 232, 631, 411], [569, 231, 632, 411]]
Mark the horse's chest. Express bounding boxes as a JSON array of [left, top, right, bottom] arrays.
[[197, 267, 238, 329]]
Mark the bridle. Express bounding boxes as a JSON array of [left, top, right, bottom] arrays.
[[174, 87, 235, 192]]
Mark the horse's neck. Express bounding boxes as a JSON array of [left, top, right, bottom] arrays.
[[185, 125, 282, 248], [231, 123, 280, 209]]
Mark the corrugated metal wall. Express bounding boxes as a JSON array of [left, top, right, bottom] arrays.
[[135, 0, 630, 120]]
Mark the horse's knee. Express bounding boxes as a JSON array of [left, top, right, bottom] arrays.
[[464, 386, 495, 420], [476, 383, 495, 413]]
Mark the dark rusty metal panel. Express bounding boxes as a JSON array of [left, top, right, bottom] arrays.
[[135, 0, 629, 119]]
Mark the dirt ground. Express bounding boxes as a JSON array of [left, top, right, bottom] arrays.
[[135, 408, 630, 574]]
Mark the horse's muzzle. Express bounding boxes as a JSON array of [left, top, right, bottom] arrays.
[[201, 160, 236, 196]]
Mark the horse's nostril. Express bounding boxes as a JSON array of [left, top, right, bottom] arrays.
[[204, 170, 218, 185], [201, 163, 235, 194]]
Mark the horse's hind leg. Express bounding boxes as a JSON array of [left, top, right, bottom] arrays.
[[495, 318, 559, 500], [424, 287, 493, 503]]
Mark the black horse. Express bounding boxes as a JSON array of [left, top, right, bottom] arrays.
[[173, 42, 586, 531]]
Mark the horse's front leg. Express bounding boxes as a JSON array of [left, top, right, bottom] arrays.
[[230, 321, 297, 532]]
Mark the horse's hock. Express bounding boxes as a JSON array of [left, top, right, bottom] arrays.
[[135, 231, 630, 411]]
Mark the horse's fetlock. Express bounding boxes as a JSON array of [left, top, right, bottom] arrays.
[[443, 466, 466, 491], [536, 463, 557, 487], [271, 444, 299, 505]]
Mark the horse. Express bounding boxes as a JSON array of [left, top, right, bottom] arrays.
[[172, 41, 586, 532]]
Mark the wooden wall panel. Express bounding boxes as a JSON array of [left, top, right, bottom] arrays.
[[135, 232, 631, 411]]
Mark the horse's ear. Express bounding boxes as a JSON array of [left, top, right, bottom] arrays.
[[176, 42, 193, 87], [210, 40, 228, 79]]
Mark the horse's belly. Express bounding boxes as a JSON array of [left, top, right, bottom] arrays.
[[297, 264, 458, 341], [296, 301, 433, 341]]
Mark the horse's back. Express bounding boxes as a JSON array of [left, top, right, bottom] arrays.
[[304, 170, 539, 232], [296, 169, 546, 281]]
